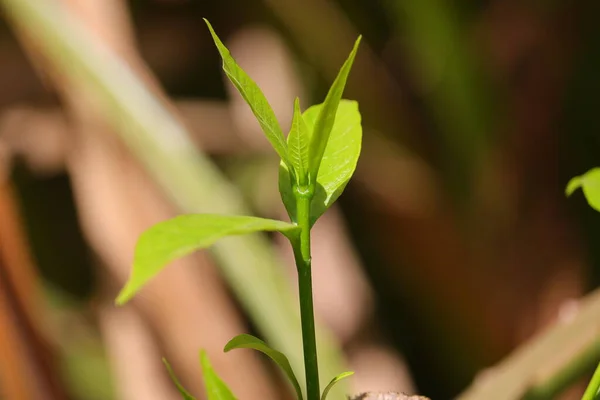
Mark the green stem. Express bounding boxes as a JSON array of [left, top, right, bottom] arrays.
[[582, 362, 600, 400], [293, 187, 320, 400]]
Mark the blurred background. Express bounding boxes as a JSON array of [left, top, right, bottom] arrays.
[[0, 0, 599, 399]]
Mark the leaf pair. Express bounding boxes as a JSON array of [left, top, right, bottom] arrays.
[[280, 100, 362, 224], [164, 337, 352, 400], [204, 18, 362, 225], [285, 35, 361, 185], [280, 39, 362, 225], [116, 20, 363, 304]]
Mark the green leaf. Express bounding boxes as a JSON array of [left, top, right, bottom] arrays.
[[204, 19, 290, 166], [288, 97, 310, 185], [565, 176, 583, 197], [308, 36, 361, 179], [305, 100, 362, 225], [116, 215, 300, 305], [566, 168, 600, 212], [278, 100, 362, 225], [321, 371, 354, 400], [278, 161, 297, 223], [163, 358, 196, 400], [224, 334, 303, 400], [200, 351, 237, 400]]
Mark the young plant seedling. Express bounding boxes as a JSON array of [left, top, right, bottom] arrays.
[[115, 19, 362, 400]]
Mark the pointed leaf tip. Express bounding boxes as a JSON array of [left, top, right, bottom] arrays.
[[565, 176, 582, 197], [224, 334, 303, 400], [203, 19, 290, 166], [321, 371, 354, 400], [115, 285, 133, 306], [308, 35, 361, 179], [199, 351, 237, 400]]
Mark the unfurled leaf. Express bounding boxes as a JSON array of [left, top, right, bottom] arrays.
[[200, 351, 237, 400], [278, 100, 362, 225], [116, 215, 300, 305], [321, 371, 354, 400], [308, 36, 361, 178], [224, 334, 303, 400], [163, 358, 196, 400], [288, 97, 310, 185], [204, 19, 290, 166], [305, 100, 362, 225], [566, 168, 600, 212]]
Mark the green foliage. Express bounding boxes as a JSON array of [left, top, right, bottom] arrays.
[[279, 100, 363, 224], [305, 100, 362, 224], [288, 97, 311, 186], [200, 351, 238, 400], [307, 36, 361, 179], [321, 372, 354, 400], [163, 359, 196, 400], [224, 334, 303, 400], [566, 168, 600, 212], [116, 19, 363, 400], [116, 215, 300, 305], [204, 19, 291, 168]]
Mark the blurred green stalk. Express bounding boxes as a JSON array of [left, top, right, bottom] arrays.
[[389, 0, 495, 201], [459, 289, 600, 400]]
